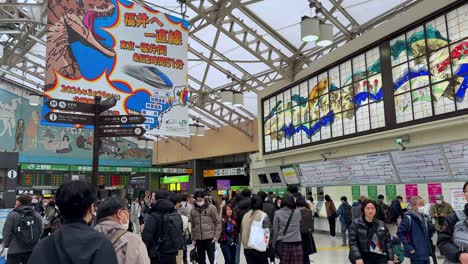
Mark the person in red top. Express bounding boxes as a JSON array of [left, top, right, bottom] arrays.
[[220, 204, 238, 264]]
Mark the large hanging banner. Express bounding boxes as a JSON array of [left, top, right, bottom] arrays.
[[43, 0, 190, 137]]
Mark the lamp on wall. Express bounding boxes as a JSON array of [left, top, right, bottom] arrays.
[[145, 140, 154, 149], [196, 124, 205, 136], [29, 94, 42, 106], [233, 92, 244, 107], [189, 124, 198, 136], [189, 123, 205, 136], [221, 90, 234, 105], [301, 16, 320, 42]]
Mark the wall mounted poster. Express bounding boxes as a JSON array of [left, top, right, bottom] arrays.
[[44, 0, 189, 137], [449, 188, 466, 210], [427, 183, 442, 204], [216, 180, 230, 190], [385, 185, 397, 201], [368, 185, 378, 200], [405, 184, 419, 202], [351, 186, 361, 202]]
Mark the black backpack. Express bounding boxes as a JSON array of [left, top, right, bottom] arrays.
[[156, 211, 183, 255], [343, 204, 352, 225], [15, 209, 42, 248]]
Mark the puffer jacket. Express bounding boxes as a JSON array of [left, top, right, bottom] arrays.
[[190, 203, 222, 241], [437, 203, 468, 263], [348, 216, 393, 263], [95, 217, 150, 264]]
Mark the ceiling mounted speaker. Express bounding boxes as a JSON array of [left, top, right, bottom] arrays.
[[233, 92, 244, 107], [301, 16, 320, 42], [317, 23, 333, 47], [221, 90, 234, 105]]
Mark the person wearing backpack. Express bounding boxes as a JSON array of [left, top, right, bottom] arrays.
[[29, 180, 118, 264], [337, 196, 352, 246], [190, 191, 222, 264], [397, 196, 435, 264], [2, 195, 42, 264], [142, 190, 183, 264], [95, 196, 150, 264], [376, 195, 389, 222], [437, 180, 468, 264]]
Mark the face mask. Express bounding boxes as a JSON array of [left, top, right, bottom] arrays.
[[43, 203, 48, 207], [417, 206, 425, 214], [436, 200, 442, 205], [196, 201, 204, 207], [119, 212, 129, 230]]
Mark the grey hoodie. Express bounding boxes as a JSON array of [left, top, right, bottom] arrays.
[[3, 205, 42, 254]]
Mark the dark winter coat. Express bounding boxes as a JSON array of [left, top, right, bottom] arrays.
[[233, 197, 251, 227], [437, 203, 468, 263], [141, 198, 178, 258], [3, 205, 42, 254], [262, 201, 275, 226], [348, 216, 393, 263], [397, 210, 435, 261], [389, 199, 404, 223], [29, 219, 118, 264]]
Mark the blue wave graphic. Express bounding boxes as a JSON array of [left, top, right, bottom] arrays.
[[280, 111, 335, 140], [393, 70, 430, 91], [352, 88, 384, 106], [455, 64, 468, 100]]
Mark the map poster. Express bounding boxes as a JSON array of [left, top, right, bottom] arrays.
[[449, 188, 466, 210], [368, 185, 378, 200], [351, 186, 361, 202], [44, 0, 190, 137], [385, 185, 397, 201], [405, 184, 419, 202], [427, 183, 442, 204]]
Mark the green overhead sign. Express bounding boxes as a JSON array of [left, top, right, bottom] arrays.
[[160, 175, 189, 184], [139, 167, 164, 173], [21, 163, 69, 171]]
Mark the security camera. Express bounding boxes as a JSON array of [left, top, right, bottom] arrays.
[[395, 136, 410, 151], [321, 154, 328, 162]]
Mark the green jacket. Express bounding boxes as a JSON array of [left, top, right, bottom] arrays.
[[430, 202, 454, 231]]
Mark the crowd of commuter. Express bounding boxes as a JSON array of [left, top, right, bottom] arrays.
[[1, 180, 467, 264]]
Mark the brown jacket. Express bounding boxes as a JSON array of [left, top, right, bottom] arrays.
[[190, 203, 222, 241], [241, 209, 271, 250], [95, 218, 150, 264], [325, 200, 337, 217]]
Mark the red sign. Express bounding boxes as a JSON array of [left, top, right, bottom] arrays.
[[405, 184, 419, 202]]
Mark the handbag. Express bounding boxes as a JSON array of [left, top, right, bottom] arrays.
[[247, 212, 269, 252], [275, 210, 295, 258]]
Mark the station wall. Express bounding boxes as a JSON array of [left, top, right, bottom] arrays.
[[0, 81, 152, 166]]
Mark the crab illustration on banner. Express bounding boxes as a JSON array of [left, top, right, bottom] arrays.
[[43, 0, 190, 137]]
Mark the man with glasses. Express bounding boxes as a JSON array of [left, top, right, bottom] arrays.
[[29, 181, 118, 264], [437, 181, 468, 264], [95, 196, 150, 264]]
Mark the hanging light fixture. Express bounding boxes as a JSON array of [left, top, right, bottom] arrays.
[[317, 22, 333, 47], [189, 124, 198, 136], [137, 139, 146, 148], [196, 125, 205, 136], [233, 92, 244, 107], [221, 90, 234, 105], [301, 16, 320, 42], [29, 94, 42, 106]]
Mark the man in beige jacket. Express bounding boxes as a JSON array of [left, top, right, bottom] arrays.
[[95, 196, 150, 264]]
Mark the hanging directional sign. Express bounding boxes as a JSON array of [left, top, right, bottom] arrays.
[[98, 126, 146, 138], [46, 98, 95, 113], [99, 115, 146, 126], [44, 112, 94, 125]]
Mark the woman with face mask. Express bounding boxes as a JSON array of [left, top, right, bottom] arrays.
[[95, 197, 150, 264], [348, 200, 394, 264]]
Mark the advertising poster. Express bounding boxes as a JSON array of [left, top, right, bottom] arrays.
[[449, 188, 466, 210], [280, 164, 300, 185], [427, 183, 442, 204], [44, 0, 189, 137], [405, 184, 419, 202], [351, 186, 361, 202], [385, 185, 397, 201], [216, 180, 231, 190], [367, 185, 378, 200]]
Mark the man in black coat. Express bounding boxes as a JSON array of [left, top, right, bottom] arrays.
[[29, 181, 118, 264], [437, 181, 468, 264], [142, 190, 180, 264], [257, 191, 275, 225]]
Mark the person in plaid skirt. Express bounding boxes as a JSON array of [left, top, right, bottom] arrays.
[[272, 195, 303, 264]]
